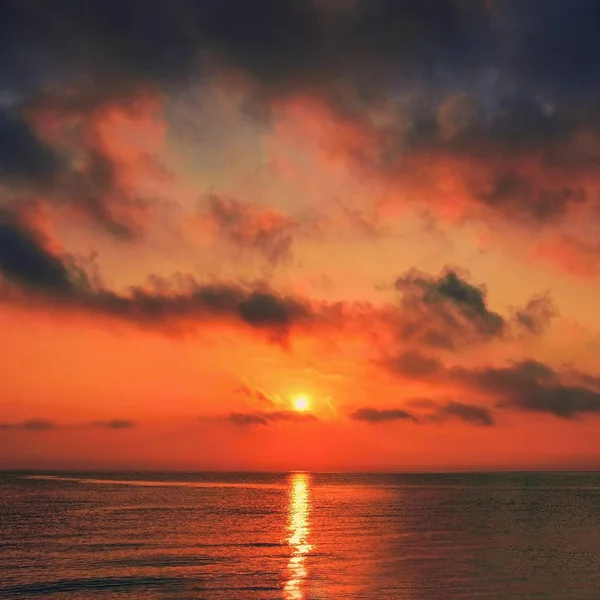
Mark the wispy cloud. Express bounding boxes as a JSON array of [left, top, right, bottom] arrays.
[[92, 419, 135, 429], [0, 419, 56, 431], [201, 194, 299, 265], [351, 401, 494, 427], [350, 408, 417, 423], [227, 411, 318, 426], [234, 385, 274, 406]]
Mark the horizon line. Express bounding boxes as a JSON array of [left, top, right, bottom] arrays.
[[2, 467, 599, 475]]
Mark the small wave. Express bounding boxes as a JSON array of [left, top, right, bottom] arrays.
[[107, 553, 225, 569], [239, 542, 282, 548], [0, 575, 184, 597], [23, 475, 286, 490]]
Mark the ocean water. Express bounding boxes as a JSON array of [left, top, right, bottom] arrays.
[[1, 472, 600, 599]]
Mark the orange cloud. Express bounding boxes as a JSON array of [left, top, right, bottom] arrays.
[[261, 92, 600, 277], [21, 92, 169, 238], [199, 193, 301, 264]]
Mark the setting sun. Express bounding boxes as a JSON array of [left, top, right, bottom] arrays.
[[292, 394, 311, 412]]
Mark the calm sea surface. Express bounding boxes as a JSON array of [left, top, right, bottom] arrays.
[[1, 471, 600, 599]]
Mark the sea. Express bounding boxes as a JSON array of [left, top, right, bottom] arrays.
[[1, 471, 600, 599]]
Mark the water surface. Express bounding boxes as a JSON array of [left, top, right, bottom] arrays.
[[1, 471, 600, 599]]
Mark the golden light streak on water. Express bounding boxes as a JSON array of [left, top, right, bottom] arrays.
[[284, 473, 312, 600]]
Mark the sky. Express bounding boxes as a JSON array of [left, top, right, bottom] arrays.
[[2, 0, 600, 471]]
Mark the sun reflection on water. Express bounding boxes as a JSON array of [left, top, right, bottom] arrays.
[[284, 473, 312, 600]]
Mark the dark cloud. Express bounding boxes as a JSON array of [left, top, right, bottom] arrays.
[[352, 94, 600, 258], [0, 1, 497, 102], [350, 407, 417, 423], [0, 7, 168, 240], [0, 219, 311, 342], [0, 419, 55, 430], [393, 268, 551, 350], [409, 398, 495, 426], [0, 220, 557, 352], [228, 413, 269, 426], [174, 0, 492, 106], [385, 349, 443, 378], [228, 410, 318, 426], [2, 1, 600, 256], [500, 385, 600, 419], [477, 171, 587, 225], [439, 400, 495, 426], [507, 0, 600, 96], [96, 285, 308, 341], [238, 292, 305, 329], [0, 102, 157, 239], [417, 269, 492, 313], [0, 1, 202, 103], [454, 360, 600, 419], [0, 107, 60, 183], [386, 354, 600, 420], [394, 268, 504, 349], [0, 219, 73, 293], [0, 418, 137, 430], [0, 0, 586, 125], [351, 400, 493, 426], [92, 419, 135, 429]]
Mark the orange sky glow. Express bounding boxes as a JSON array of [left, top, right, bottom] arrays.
[[2, 1, 600, 471]]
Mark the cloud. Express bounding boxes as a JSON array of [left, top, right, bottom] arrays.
[[228, 413, 270, 426], [0, 218, 557, 354], [512, 294, 557, 336], [384, 349, 443, 377], [0, 419, 55, 430], [0, 1, 494, 105], [437, 400, 495, 426], [392, 268, 552, 350], [228, 410, 318, 426], [409, 399, 495, 426], [394, 268, 504, 348], [0, 71, 166, 239], [351, 401, 494, 426], [256, 82, 600, 277], [237, 292, 303, 329], [350, 407, 417, 423], [342, 92, 600, 272], [0, 217, 312, 343], [234, 385, 274, 406], [92, 419, 135, 429], [0, 418, 137, 430], [455, 360, 600, 420], [509, 1, 600, 95], [0, 219, 73, 293], [386, 353, 600, 420], [0, 107, 60, 184], [3, 2, 600, 268], [23, 94, 164, 239], [202, 194, 299, 265]]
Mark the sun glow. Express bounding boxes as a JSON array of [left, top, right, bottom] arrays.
[[292, 394, 310, 412]]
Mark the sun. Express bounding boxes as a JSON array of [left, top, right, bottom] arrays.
[[292, 394, 311, 412]]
